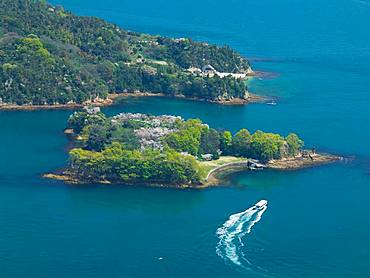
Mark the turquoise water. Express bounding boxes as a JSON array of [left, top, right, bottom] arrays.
[[1, 0, 370, 276]]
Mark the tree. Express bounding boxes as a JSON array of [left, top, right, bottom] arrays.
[[232, 129, 251, 157], [67, 111, 107, 133], [250, 131, 285, 162], [69, 148, 108, 180], [163, 119, 204, 155], [86, 124, 110, 151], [164, 129, 200, 155], [220, 131, 232, 155], [110, 127, 140, 150], [286, 133, 304, 156], [69, 144, 205, 185], [67, 112, 88, 133], [199, 128, 220, 156]]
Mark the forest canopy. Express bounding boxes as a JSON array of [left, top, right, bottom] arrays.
[[0, 0, 252, 105], [65, 108, 304, 185]]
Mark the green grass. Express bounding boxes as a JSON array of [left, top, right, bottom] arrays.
[[199, 156, 246, 175]]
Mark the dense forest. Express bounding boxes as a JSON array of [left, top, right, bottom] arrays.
[[65, 109, 304, 185], [0, 0, 252, 105]]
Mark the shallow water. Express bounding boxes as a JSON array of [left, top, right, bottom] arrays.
[[1, 0, 370, 277]]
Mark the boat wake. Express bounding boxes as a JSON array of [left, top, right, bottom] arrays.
[[216, 201, 269, 275]]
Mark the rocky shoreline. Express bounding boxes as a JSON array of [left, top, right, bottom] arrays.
[[266, 153, 342, 170], [113, 91, 266, 105], [43, 172, 200, 189], [0, 95, 118, 111], [0, 91, 267, 111], [44, 153, 341, 188]]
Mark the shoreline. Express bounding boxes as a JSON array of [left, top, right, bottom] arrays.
[[43, 153, 342, 189], [204, 153, 342, 186], [115, 92, 266, 105], [0, 95, 118, 111], [0, 90, 268, 111], [203, 161, 250, 187], [266, 153, 342, 170], [42, 172, 200, 189]]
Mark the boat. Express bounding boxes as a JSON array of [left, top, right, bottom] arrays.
[[254, 200, 268, 210], [266, 101, 277, 106], [247, 159, 266, 170]]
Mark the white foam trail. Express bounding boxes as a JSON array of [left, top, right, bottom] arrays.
[[216, 201, 268, 274]]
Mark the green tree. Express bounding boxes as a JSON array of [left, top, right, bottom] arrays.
[[286, 133, 304, 156], [163, 119, 204, 155], [199, 128, 220, 156], [86, 124, 110, 151], [17, 35, 54, 63], [69, 148, 108, 180], [110, 127, 140, 150], [220, 131, 233, 155], [164, 129, 200, 155], [232, 129, 251, 157], [67, 112, 88, 133], [68, 111, 107, 134], [250, 131, 285, 162], [69, 144, 205, 185]]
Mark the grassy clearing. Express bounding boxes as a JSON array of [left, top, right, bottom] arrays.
[[199, 156, 246, 175]]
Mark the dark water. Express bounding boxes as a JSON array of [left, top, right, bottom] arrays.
[[1, 0, 370, 277]]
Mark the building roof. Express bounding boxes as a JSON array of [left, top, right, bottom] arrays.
[[202, 65, 216, 72]]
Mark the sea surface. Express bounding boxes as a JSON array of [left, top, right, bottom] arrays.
[[1, 0, 370, 277]]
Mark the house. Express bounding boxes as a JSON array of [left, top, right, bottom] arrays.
[[201, 65, 247, 80], [187, 67, 202, 74], [202, 65, 217, 76], [83, 106, 101, 115], [201, 154, 213, 161]]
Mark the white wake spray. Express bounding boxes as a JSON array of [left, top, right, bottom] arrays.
[[216, 201, 268, 273]]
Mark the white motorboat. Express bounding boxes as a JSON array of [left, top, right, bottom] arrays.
[[254, 200, 268, 210]]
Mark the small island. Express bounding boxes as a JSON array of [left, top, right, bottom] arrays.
[[45, 107, 340, 188]]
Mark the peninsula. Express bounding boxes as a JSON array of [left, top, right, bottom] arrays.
[[45, 107, 340, 187], [0, 0, 255, 109]]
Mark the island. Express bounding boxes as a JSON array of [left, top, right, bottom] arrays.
[[44, 107, 340, 188], [0, 0, 257, 110]]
